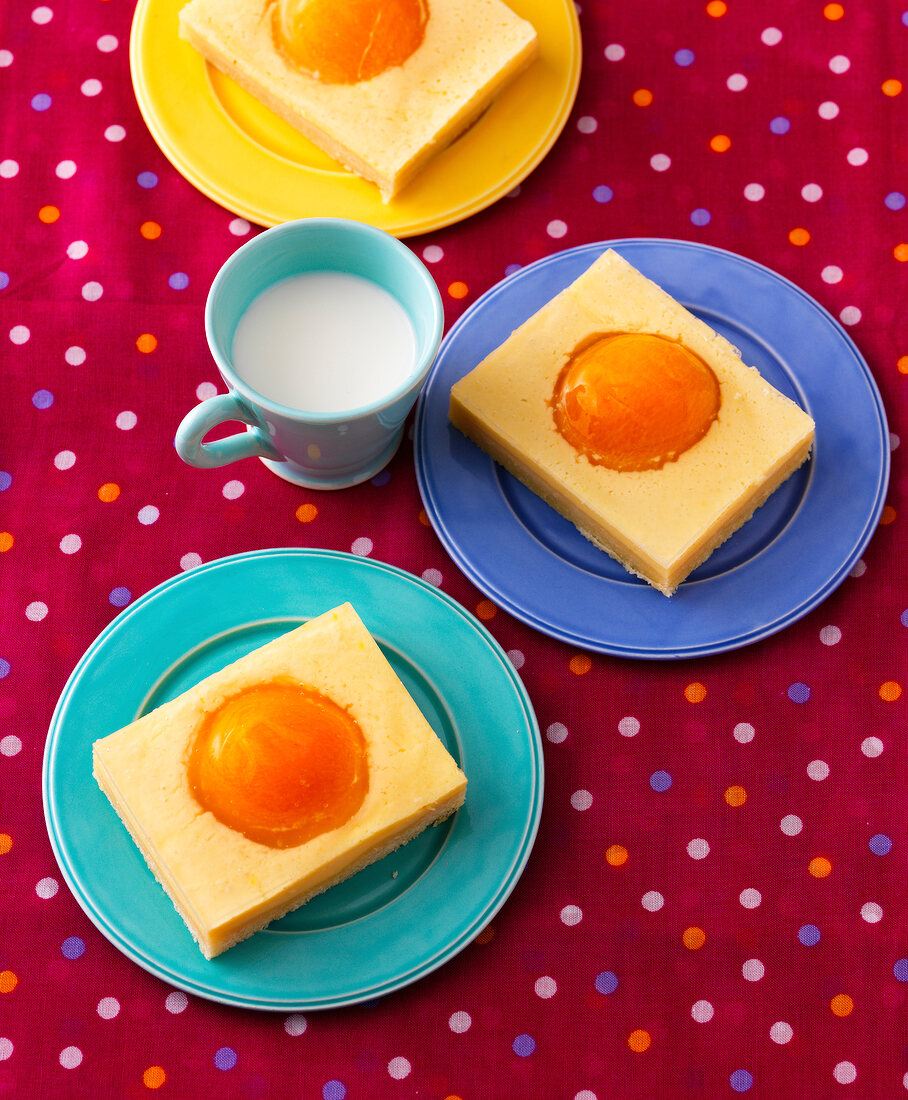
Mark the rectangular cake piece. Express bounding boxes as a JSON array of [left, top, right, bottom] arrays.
[[177, 0, 538, 200], [449, 249, 815, 595], [93, 603, 467, 958]]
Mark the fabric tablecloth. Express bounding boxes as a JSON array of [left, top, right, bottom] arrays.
[[2, 0, 906, 1096]]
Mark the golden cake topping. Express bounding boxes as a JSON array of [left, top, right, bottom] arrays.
[[188, 681, 369, 848], [272, 0, 429, 84], [551, 332, 722, 471]]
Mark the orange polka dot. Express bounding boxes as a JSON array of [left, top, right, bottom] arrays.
[[475, 925, 495, 944], [0, 532, 13, 552], [0, 971, 18, 993], [0, 834, 11, 855], [684, 681, 707, 703], [606, 844, 628, 866], [879, 681, 902, 702], [140, 221, 162, 240], [683, 927, 706, 950], [418, 508, 431, 527], [725, 785, 747, 807], [98, 482, 121, 503], [632, 88, 654, 107], [295, 502, 318, 523], [823, 2, 844, 19], [897, 355, 908, 374], [882, 78, 903, 97], [39, 205, 60, 223], [628, 1029, 652, 1052], [570, 654, 592, 675], [136, 333, 158, 354], [879, 505, 896, 525], [710, 134, 732, 153], [894, 243, 908, 262], [831, 993, 854, 1017], [705, 0, 727, 15], [442, 1095, 464, 1100], [143, 1066, 167, 1089], [789, 227, 811, 246], [448, 281, 469, 300], [476, 599, 497, 621], [809, 856, 832, 878]]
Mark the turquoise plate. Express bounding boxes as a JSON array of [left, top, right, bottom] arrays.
[[43, 549, 542, 1010]]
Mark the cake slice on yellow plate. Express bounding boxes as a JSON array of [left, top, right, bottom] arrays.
[[178, 0, 539, 200], [449, 249, 815, 596], [93, 603, 467, 958]]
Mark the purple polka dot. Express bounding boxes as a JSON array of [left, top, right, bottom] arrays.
[[137, 171, 158, 188], [870, 834, 893, 855], [593, 184, 614, 203], [322, 1082, 346, 1100], [902, 11, 908, 26], [504, 263, 522, 277], [0, 472, 10, 491], [513, 1034, 536, 1057], [0, 272, 8, 290], [109, 587, 132, 608], [885, 191, 906, 210], [730, 1070, 754, 1092], [690, 208, 711, 226], [788, 682, 810, 703], [31, 93, 52, 111], [0, 658, 9, 679], [32, 389, 54, 409], [650, 770, 672, 792], [61, 936, 85, 959], [894, 959, 908, 982], [900, 608, 908, 628], [674, 48, 695, 66], [168, 272, 189, 290], [214, 1047, 237, 1071], [595, 971, 618, 995], [770, 116, 791, 134], [798, 924, 821, 946], [370, 469, 391, 486]]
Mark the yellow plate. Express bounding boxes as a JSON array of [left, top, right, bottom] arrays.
[[129, 0, 582, 237]]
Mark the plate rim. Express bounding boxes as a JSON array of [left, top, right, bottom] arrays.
[[42, 548, 543, 1010], [414, 237, 891, 659]]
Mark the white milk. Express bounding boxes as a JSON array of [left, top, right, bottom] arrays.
[[231, 271, 418, 413]]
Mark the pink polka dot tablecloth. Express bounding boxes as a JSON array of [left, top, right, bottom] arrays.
[[2, 0, 907, 1096]]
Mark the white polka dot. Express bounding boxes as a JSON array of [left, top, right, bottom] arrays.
[[780, 814, 803, 836], [507, 649, 525, 670], [547, 219, 568, 239], [574, 1093, 597, 1100], [861, 737, 884, 758], [802, 183, 824, 203], [115, 410, 137, 431], [422, 244, 443, 263], [229, 217, 251, 235], [560, 904, 583, 926], [571, 789, 593, 811], [546, 722, 568, 743], [26, 601, 48, 622], [770, 1021, 793, 1044], [284, 1014, 307, 1036], [351, 536, 373, 556], [449, 1011, 472, 1033], [834, 1062, 857, 1085], [577, 115, 598, 134], [81, 78, 102, 96], [59, 1046, 83, 1069], [180, 552, 203, 571], [861, 902, 883, 923], [604, 43, 625, 61], [742, 958, 765, 981], [0, 1038, 12, 1061], [650, 153, 671, 172], [96, 34, 118, 52], [196, 381, 218, 400], [807, 760, 830, 781], [687, 838, 710, 860], [641, 891, 664, 913], [96, 997, 120, 1020], [903, 1071, 908, 1090], [743, 183, 765, 201], [846, 147, 868, 167], [819, 625, 842, 645], [67, 241, 88, 260], [55, 160, 77, 179], [0, 159, 19, 179], [691, 1000, 714, 1023], [65, 346, 86, 366], [165, 991, 188, 1013], [840, 306, 861, 326], [727, 73, 748, 91], [421, 567, 442, 586], [222, 479, 245, 500], [535, 976, 557, 998], [35, 877, 59, 898], [31, 6, 53, 24], [618, 716, 640, 737], [104, 124, 126, 142], [81, 281, 103, 301], [54, 450, 76, 469], [740, 889, 762, 909], [818, 100, 840, 120], [0, 736, 22, 757], [0, 50, 12, 67], [138, 505, 160, 525], [850, 559, 867, 578], [889, 433, 899, 451], [733, 722, 755, 743], [829, 55, 851, 74], [9, 325, 30, 345], [388, 1057, 411, 1080], [59, 534, 82, 554], [821, 266, 843, 284], [761, 27, 783, 46]]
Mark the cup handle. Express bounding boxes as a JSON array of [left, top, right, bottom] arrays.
[[174, 393, 281, 469]]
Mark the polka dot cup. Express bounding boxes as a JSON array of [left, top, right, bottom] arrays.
[[175, 218, 443, 489]]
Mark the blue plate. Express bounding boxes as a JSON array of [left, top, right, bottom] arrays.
[[414, 239, 890, 658], [43, 550, 542, 1010]]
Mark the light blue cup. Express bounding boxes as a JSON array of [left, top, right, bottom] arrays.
[[174, 218, 444, 489]]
